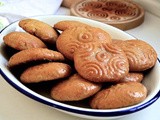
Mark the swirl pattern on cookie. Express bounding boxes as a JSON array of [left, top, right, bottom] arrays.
[[107, 56, 128, 79], [80, 62, 105, 80], [74, 42, 129, 82], [67, 41, 80, 52], [78, 31, 93, 43], [96, 51, 108, 62], [56, 25, 111, 60], [78, 43, 96, 59]]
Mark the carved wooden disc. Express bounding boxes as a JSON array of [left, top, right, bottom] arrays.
[[70, 0, 145, 30]]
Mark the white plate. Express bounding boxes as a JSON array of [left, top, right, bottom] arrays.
[[0, 15, 160, 119]]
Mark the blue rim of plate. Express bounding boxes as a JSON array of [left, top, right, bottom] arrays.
[[1, 51, 160, 118], [1, 61, 160, 117], [0, 17, 160, 117]]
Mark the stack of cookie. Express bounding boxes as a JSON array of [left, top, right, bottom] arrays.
[[3, 19, 157, 109], [3, 19, 72, 84]]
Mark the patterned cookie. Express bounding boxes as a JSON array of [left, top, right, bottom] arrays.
[[51, 73, 102, 101], [118, 72, 144, 83], [19, 19, 58, 44], [20, 62, 72, 83], [8, 48, 65, 67], [113, 39, 157, 71], [74, 42, 129, 82], [3, 32, 47, 50], [56, 26, 111, 60], [112, 39, 125, 45], [54, 20, 90, 31], [90, 82, 147, 109]]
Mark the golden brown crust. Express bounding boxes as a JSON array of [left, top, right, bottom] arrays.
[[112, 39, 157, 71], [51, 73, 102, 101], [19, 19, 58, 44], [8, 48, 65, 67], [20, 62, 72, 83], [54, 20, 90, 31], [3, 32, 47, 50], [118, 72, 144, 83], [56, 26, 111, 60], [114, 40, 157, 71], [90, 82, 147, 109], [3, 19, 154, 109], [112, 39, 125, 45], [74, 42, 129, 82]]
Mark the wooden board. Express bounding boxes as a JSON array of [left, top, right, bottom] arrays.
[[70, 0, 145, 30]]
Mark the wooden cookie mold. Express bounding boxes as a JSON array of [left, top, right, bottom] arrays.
[[71, 0, 145, 30]]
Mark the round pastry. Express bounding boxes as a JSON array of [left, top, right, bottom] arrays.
[[56, 26, 111, 60], [74, 42, 129, 82], [20, 62, 72, 83], [90, 82, 147, 109], [54, 20, 91, 31], [51, 73, 102, 101], [112, 39, 125, 45], [3, 31, 47, 50], [118, 72, 144, 83], [19, 18, 59, 44], [8, 48, 65, 67], [113, 39, 157, 71]]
